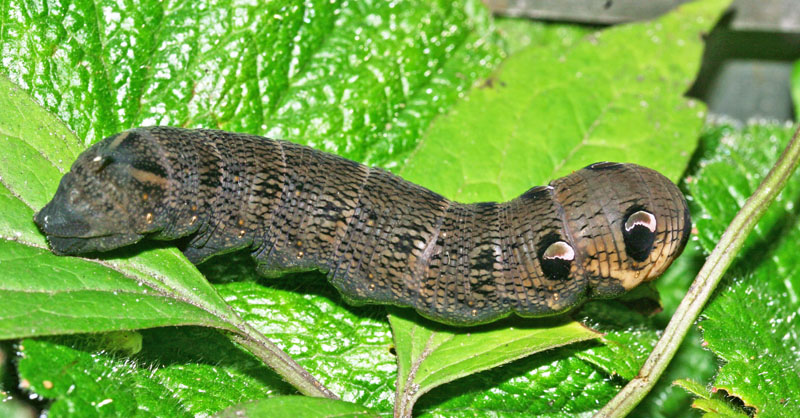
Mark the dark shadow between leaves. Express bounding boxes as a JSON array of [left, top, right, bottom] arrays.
[[36, 327, 296, 397]]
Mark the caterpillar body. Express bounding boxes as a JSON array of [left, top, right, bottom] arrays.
[[35, 127, 691, 325]]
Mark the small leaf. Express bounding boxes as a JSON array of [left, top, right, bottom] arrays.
[[216, 396, 379, 418], [391, 312, 598, 416], [674, 379, 751, 418]]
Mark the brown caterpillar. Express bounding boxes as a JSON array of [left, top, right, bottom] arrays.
[[34, 127, 691, 325]]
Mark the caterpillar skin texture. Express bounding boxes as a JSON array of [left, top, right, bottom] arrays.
[[34, 127, 691, 325]]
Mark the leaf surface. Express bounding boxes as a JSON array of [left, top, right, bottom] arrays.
[[686, 123, 800, 417], [0, 0, 502, 169], [401, 0, 729, 203], [0, 77, 237, 339], [216, 396, 379, 418], [391, 312, 598, 413]]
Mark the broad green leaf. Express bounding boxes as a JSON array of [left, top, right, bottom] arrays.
[[216, 396, 379, 418], [0, 0, 502, 169], [391, 0, 729, 414], [686, 123, 800, 417], [402, 0, 728, 203], [391, 312, 598, 415]]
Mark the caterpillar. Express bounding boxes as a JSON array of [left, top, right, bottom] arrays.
[[34, 127, 691, 325]]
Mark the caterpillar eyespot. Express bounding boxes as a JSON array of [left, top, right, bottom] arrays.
[[34, 127, 692, 325]]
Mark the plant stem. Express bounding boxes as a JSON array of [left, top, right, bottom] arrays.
[[231, 324, 340, 399], [596, 124, 800, 417]]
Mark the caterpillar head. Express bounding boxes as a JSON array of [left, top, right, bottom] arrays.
[[34, 129, 171, 255], [549, 162, 692, 301]]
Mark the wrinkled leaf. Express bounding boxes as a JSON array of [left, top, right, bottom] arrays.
[[0, 0, 502, 169], [16, 263, 400, 413], [686, 123, 800, 417], [17, 331, 291, 417], [216, 277, 398, 411], [216, 396, 379, 418], [416, 347, 621, 416]]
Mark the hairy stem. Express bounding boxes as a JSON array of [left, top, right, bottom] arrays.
[[231, 323, 340, 399], [597, 124, 800, 417]]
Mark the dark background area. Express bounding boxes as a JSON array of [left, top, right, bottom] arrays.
[[485, 0, 800, 122]]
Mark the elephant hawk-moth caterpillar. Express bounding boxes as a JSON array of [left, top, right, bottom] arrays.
[[35, 127, 691, 325]]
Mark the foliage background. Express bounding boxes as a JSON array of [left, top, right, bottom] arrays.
[[0, 0, 797, 416]]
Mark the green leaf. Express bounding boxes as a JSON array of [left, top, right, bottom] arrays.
[[0, 0, 502, 169], [17, 331, 293, 417], [215, 277, 398, 411], [674, 379, 751, 418], [495, 18, 595, 57], [391, 313, 598, 416], [687, 123, 800, 416], [414, 350, 621, 417], [0, 76, 238, 339], [216, 396, 379, 418], [390, 0, 729, 414], [16, 258, 399, 414], [401, 0, 728, 203]]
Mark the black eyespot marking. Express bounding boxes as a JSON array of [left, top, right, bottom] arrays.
[[538, 234, 574, 281], [623, 209, 656, 262]]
